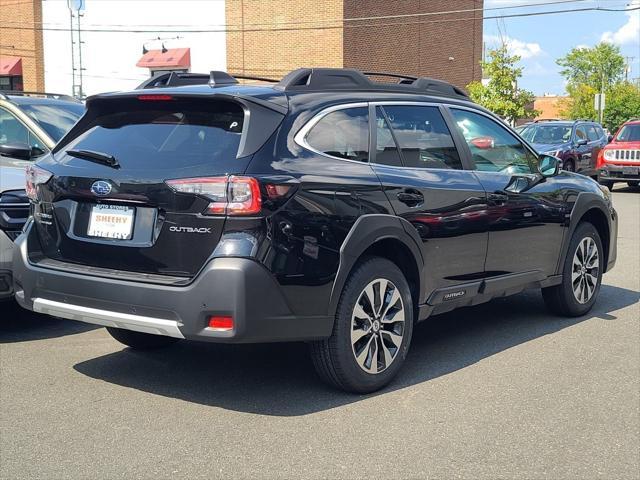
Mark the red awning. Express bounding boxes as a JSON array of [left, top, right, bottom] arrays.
[[0, 56, 22, 76], [136, 48, 191, 69]]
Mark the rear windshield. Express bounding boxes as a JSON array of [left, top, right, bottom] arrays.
[[61, 100, 244, 169], [616, 124, 640, 142]]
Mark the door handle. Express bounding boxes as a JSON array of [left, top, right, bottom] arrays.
[[397, 190, 424, 207], [488, 192, 509, 205]]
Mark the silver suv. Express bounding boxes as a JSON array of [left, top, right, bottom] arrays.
[[0, 91, 84, 299]]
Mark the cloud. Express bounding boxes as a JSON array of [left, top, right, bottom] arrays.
[[484, 34, 544, 59], [601, 0, 640, 45]]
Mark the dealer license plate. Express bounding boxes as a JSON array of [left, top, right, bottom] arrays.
[[87, 204, 135, 240]]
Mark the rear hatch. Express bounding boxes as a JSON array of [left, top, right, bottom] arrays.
[[30, 93, 284, 279]]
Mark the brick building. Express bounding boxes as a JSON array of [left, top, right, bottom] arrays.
[[226, 0, 483, 88], [0, 0, 45, 91]]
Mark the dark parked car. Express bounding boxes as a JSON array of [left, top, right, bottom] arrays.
[[520, 120, 609, 176], [0, 91, 84, 299], [13, 69, 617, 392]]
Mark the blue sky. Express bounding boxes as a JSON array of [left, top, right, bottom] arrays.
[[483, 0, 640, 95]]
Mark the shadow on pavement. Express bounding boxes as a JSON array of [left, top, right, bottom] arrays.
[[0, 299, 98, 343], [73, 284, 639, 416]]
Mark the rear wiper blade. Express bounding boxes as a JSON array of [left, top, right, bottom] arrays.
[[66, 149, 120, 169]]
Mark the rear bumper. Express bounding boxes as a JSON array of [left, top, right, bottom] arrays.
[[13, 224, 332, 343], [598, 164, 640, 183]]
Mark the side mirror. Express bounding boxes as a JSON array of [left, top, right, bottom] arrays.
[[538, 154, 561, 177], [575, 138, 588, 147], [0, 143, 33, 160], [607, 135, 614, 143]]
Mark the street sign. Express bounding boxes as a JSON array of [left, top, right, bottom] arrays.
[[594, 93, 606, 111]]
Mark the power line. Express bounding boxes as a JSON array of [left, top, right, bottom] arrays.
[[0, 0, 597, 29], [1, 5, 637, 34]]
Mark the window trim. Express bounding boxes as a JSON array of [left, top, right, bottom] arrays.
[[293, 102, 370, 163], [444, 104, 540, 174]]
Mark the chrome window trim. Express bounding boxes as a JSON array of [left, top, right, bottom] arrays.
[[293, 102, 370, 164]]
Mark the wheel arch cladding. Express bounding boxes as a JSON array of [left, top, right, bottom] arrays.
[[561, 192, 612, 274], [328, 214, 425, 321]]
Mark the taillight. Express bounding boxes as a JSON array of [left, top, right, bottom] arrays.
[[25, 165, 53, 201], [165, 176, 262, 215]]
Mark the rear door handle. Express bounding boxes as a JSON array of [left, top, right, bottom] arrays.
[[397, 190, 424, 207]]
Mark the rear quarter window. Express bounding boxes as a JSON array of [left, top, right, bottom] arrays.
[[304, 107, 369, 162]]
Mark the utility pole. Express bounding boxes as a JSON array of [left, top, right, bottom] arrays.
[[624, 56, 635, 82], [67, 0, 86, 99]]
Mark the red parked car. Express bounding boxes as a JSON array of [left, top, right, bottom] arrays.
[[597, 119, 640, 190]]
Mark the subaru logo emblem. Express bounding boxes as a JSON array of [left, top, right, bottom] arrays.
[[90, 180, 112, 197]]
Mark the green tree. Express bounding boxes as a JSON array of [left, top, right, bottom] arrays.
[[603, 82, 640, 133], [559, 83, 597, 121], [467, 45, 538, 125], [557, 43, 626, 91]]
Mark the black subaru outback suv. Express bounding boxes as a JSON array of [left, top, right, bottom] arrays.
[[13, 69, 617, 393]]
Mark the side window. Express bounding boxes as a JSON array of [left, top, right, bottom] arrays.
[[0, 108, 47, 157], [450, 108, 536, 174], [382, 105, 462, 169], [575, 126, 587, 141], [373, 107, 402, 167], [305, 107, 369, 162], [0, 108, 30, 146], [586, 125, 600, 142]]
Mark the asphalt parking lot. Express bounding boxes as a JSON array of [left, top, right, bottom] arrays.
[[1, 187, 638, 480]]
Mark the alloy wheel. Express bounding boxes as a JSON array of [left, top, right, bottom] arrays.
[[351, 278, 405, 374], [572, 236, 599, 304]]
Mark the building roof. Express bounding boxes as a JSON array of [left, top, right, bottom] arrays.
[[136, 48, 191, 69], [0, 56, 22, 76]]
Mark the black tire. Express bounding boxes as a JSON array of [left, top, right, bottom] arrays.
[[563, 159, 575, 172], [310, 257, 414, 393], [106, 327, 179, 350], [627, 181, 639, 188], [542, 222, 604, 317]]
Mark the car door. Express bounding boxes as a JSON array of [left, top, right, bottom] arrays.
[[369, 103, 489, 297], [447, 107, 566, 279], [573, 124, 592, 173], [584, 124, 604, 175]]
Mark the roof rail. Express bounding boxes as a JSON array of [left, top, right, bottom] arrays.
[[133, 67, 468, 99], [275, 68, 469, 99], [0, 90, 80, 102], [136, 71, 279, 90]]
